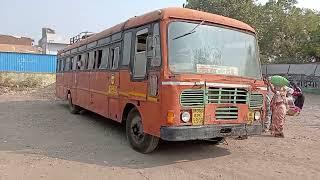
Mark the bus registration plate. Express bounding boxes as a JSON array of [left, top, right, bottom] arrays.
[[192, 109, 204, 125], [247, 111, 254, 124]]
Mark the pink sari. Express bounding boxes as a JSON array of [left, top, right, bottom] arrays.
[[271, 88, 287, 136]]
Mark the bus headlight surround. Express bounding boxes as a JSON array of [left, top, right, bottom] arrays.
[[181, 111, 191, 123]]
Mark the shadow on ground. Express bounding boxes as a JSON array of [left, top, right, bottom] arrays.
[[0, 99, 230, 169]]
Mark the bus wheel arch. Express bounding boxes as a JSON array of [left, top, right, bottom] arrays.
[[126, 107, 159, 153], [121, 103, 137, 124], [67, 91, 81, 114]]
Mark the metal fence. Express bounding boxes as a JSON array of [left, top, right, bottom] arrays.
[[0, 52, 56, 73], [262, 64, 320, 93]]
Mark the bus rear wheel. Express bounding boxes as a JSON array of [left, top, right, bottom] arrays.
[[126, 108, 159, 153], [67, 93, 81, 114]]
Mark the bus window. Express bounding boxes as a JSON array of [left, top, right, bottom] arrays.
[[65, 58, 71, 71], [100, 47, 109, 69], [110, 47, 120, 70], [96, 50, 103, 69], [61, 58, 65, 72], [122, 32, 132, 66], [72, 56, 77, 70], [80, 54, 87, 70], [153, 23, 161, 62], [77, 55, 82, 70], [88, 51, 95, 70], [133, 28, 148, 78], [57, 59, 60, 72]]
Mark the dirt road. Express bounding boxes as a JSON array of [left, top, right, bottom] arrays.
[[0, 90, 319, 180]]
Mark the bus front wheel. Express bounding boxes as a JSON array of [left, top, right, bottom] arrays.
[[67, 93, 81, 114], [126, 108, 159, 153]]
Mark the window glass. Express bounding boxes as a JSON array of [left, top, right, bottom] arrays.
[[72, 56, 77, 70], [79, 45, 86, 51], [66, 58, 71, 71], [112, 32, 122, 41], [153, 23, 161, 59], [136, 29, 148, 52], [77, 55, 82, 70], [96, 50, 103, 69], [98, 37, 111, 45], [87, 41, 97, 49], [61, 58, 65, 71], [168, 21, 261, 79], [88, 51, 95, 69], [112, 47, 120, 70], [133, 28, 148, 78], [71, 48, 77, 54], [57, 59, 60, 72], [80, 54, 87, 70], [122, 32, 132, 66], [99, 47, 109, 69]]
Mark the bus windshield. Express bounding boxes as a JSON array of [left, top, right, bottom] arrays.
[[168, 21, 262, 79]]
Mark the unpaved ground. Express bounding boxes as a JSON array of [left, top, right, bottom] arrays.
[[0, 87, 319, 180]]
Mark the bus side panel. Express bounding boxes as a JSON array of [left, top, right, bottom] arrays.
[[108, 72, 120, 122], [56, 73, 64, 99], [76, 71, 90, 109], [89, 71, 109, 117], [64, 72, 73, 92], [119, 71, 161, 136], [139, 102, 162, 137]]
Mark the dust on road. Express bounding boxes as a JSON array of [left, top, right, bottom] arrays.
[[0, 88, 319, 180]]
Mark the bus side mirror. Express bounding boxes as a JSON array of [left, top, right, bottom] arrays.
[[146, 35, 154, 58]]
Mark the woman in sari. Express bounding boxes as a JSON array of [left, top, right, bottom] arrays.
[[268, 81, 288, 138]]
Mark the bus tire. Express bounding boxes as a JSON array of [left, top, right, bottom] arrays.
[[126, 108, 159, 153], [67, 93, 81, 114]]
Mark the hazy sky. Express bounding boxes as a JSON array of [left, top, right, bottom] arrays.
[[0, 0, 319, 43]]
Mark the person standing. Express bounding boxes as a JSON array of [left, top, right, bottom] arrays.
[[268, 81, 288, 138], [263, 76, 272, 132], [292, 83, 305, 110]]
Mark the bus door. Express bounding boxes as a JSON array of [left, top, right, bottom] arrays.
[[127, 27, 150, 101], [107, 43, 121, 121]]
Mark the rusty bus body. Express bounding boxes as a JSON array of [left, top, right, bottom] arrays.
[[56, 8, 267, 153]]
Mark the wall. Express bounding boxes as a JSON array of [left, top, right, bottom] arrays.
[[0, 35, 34, 46], [262, 64, 320, 93], [46, 43, 68, 55], [0, 52, 56, 73]]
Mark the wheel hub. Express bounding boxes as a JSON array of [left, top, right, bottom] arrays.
[[131, 117, 145, 143]]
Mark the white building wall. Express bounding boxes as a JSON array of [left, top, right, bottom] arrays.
[[46, 43, 68, 55]]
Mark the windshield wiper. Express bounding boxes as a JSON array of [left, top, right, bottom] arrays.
[[172, 20, 205, 40]]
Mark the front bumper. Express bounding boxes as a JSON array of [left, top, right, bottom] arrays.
[[160, 124, 262, 141]]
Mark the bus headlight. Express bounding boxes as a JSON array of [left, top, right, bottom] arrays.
[[254, 111, 261, 120], [181, 111, 191, 123]]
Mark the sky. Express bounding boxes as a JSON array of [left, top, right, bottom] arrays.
[[0, 0, 319, 43]]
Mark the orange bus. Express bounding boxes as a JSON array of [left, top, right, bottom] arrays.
[[56, 7, 267, 153]]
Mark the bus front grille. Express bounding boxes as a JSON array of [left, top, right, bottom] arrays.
[[180, 89, 205, 107], [249, 93, 264, 109], [207, 87, 248, 104], [215, 107, 239, 120]]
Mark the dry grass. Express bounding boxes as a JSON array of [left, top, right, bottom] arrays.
[[0, 72, 56, 94]]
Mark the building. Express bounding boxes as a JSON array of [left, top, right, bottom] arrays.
[[38, 28, 69, 55], [0, 35, 34, 46], [0, 34, 41, 54]]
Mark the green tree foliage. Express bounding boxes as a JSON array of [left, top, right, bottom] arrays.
[[184, 0, 320, 64]]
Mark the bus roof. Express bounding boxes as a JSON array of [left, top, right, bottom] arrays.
[[59, 7, 255, 54]]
